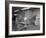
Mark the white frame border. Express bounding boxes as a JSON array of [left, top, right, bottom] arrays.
[[9, 4, 43, 35]]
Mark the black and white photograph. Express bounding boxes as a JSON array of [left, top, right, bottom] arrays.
[[5, 1, 45, 37], [12, 7, 40, 31]]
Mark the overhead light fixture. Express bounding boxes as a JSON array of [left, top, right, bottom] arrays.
[[24, 17, 27, 21], [14, 14, 18, 16], [21, 7, 31, 10], [14, 10, 19, 12]]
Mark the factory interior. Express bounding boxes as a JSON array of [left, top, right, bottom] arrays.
[[12, 7, 40, 31]]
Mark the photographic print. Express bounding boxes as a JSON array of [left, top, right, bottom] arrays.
[[12, 7, 40, 31], [5, 1, 45, 37]]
